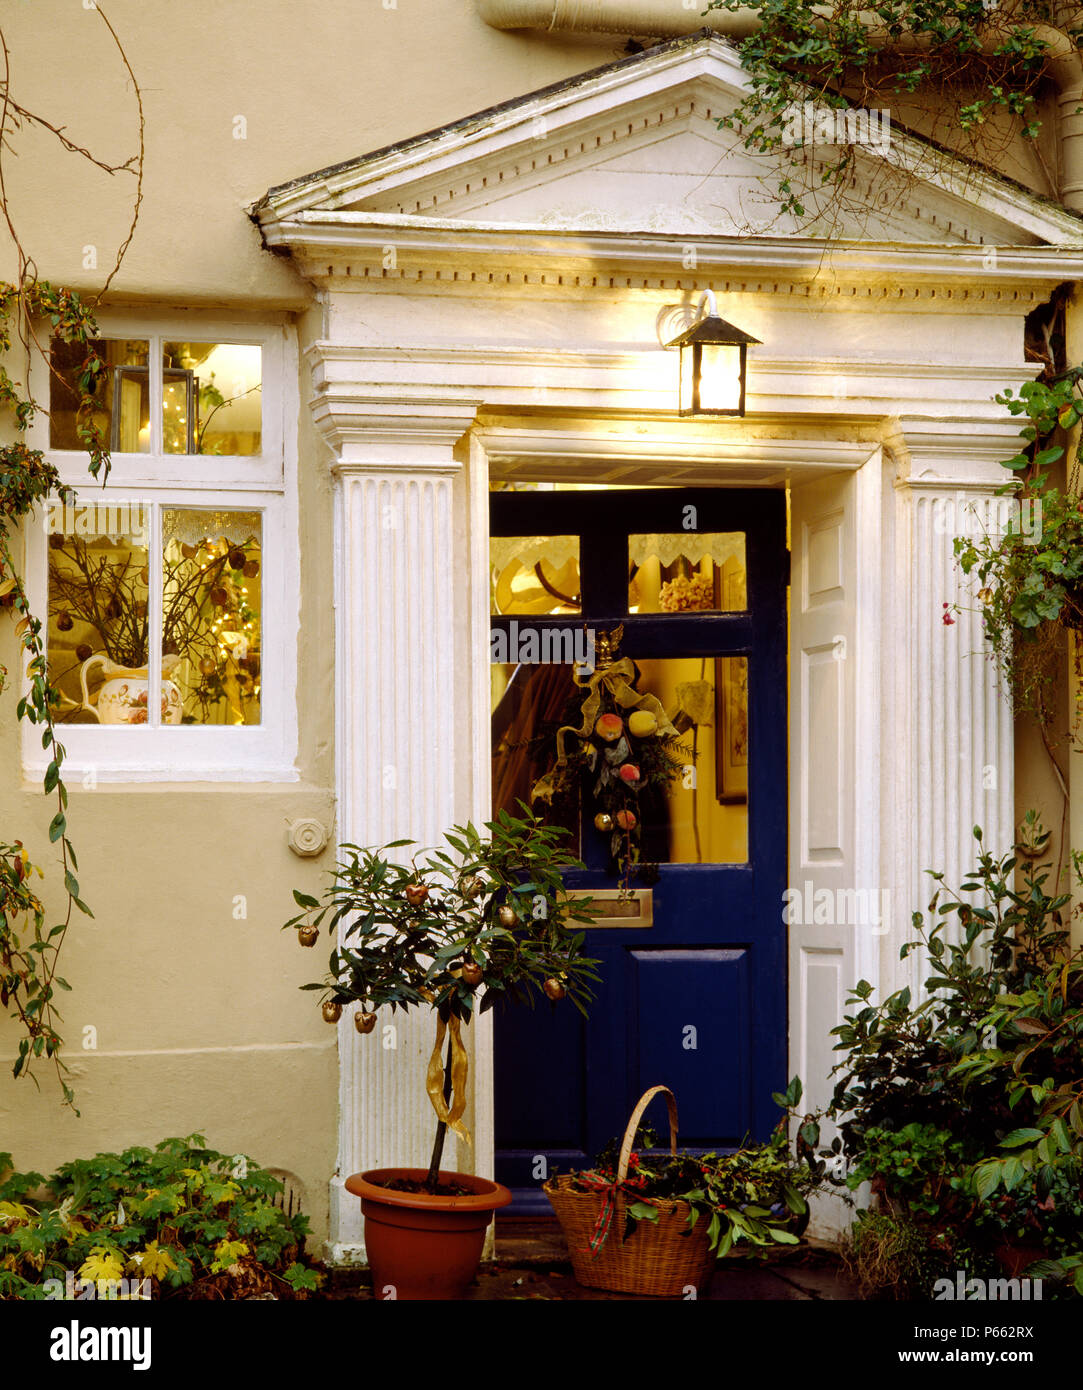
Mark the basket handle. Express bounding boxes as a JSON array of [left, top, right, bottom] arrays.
[[617, 1085, 678, 1181]]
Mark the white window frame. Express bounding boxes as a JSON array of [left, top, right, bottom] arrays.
[[22, 311, 299, 782]]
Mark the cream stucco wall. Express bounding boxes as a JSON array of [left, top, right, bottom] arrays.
[[0, 1, 625, 302], [0, 1, 627, 1246]]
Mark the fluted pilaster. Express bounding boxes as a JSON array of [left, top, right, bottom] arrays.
[[893, 423, 1017, 996], [318, 402, 487, 1259]]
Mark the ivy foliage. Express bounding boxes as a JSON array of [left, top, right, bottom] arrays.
[[706, 0, 1078, 217], [954, 369, 1083, 725], [0, 282, 110, 1107]]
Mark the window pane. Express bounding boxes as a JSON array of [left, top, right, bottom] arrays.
[[49, 339, 150, 452], [162, 343, 262, 455], [162, 509, 262, 725], [491, 535, 580, 615], [628, 533, 746, 614], [617, 655, 748, 865], [46, 504, 151, 724]]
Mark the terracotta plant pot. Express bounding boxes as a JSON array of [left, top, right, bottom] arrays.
[[345, 1167, 512, 1300]]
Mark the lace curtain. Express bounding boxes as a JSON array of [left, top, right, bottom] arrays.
[[163, 509, 262, 548], [628, 532, 744, 568]]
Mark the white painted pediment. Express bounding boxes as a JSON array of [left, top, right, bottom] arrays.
[[261, 34, 1083, 248]]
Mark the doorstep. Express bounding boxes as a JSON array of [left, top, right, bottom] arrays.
[[323, 1220, 861, 1301], [477, 1217, 862, 1301]]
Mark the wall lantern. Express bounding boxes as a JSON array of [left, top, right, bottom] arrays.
[[666, 291, 760, 417]]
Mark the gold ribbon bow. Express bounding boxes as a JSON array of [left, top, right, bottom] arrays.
[[425, 1012, 472, 1149], [531, 657, 679, 805]]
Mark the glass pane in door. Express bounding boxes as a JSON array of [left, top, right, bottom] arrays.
[[491, 652, 749, 867], [491, 535, 580, 615], [491, 660, 581, 849], [607, 654, 749, 865], [628, 532, 746, 614]]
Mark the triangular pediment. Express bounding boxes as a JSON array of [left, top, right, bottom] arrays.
[[260, 34, 1083, 248]]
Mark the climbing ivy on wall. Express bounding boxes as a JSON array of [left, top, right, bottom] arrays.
[[0, 291, 111, 1110], [706, 0, 1082, 218]]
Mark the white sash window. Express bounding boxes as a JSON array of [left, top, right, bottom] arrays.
[[22, 315, 298, 781]]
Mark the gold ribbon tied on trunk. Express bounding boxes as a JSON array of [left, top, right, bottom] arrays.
[[531, 656, 678, 805], [425, 1011, 472, 1149]]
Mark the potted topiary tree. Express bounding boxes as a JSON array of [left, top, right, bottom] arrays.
[[284, 805, 600, 1300]]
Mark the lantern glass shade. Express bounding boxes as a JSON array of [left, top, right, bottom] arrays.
[[667, 310, 759, 416], [679, 346, 696, 414], [696, 343, 744, 414]]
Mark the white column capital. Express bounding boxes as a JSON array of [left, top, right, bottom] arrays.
[[888, 418, 1023, 492], [315, 400, 480, 470]]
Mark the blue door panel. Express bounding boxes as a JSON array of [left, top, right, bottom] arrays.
[[629, 948, 752, 1146], [494, 1002, 587, 1150]]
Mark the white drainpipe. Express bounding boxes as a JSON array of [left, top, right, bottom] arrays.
[[476, 1, 1083, 211]]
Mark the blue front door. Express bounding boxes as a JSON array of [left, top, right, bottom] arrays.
[[489, 488, 788, 1209]]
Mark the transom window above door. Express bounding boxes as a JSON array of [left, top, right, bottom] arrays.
[[22, 316, 297, 781], [489, 529, 748, 617]]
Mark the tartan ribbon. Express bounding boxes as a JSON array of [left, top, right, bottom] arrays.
[[575, 1169, 651, 1257], [531, 657, 678, 806]]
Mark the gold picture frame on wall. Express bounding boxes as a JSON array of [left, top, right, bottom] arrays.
[[715, 560, 748, 805]]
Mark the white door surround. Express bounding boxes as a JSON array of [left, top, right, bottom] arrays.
[[318, 394, 1021, 1261], [253, 33, 1083, 1259]]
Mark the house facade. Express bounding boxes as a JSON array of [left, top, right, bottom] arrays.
[[2, 5, 1080, 1259]]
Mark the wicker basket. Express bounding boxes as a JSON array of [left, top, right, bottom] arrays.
[[544, 1085, 717, 1297]]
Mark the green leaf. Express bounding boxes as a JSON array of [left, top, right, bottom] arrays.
[[625, 1201, 660, 1223], [48, 812, 66, 843], [1000, 1128, 1046, 1148], [975, 1163, 1002, 1201]]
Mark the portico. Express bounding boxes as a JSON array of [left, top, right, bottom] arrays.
[[254, 33, 1083, 1257]]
